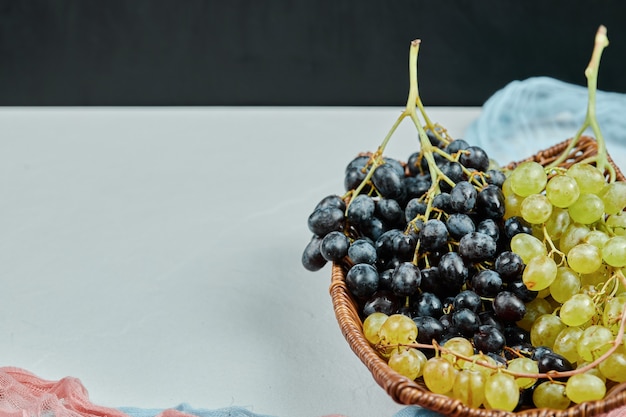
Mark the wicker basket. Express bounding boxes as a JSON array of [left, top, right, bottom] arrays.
[[330, 136, 626, 417]]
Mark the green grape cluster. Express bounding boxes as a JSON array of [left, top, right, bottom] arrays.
[[504, 158, 626, 405], [506, 160, 626, 278]]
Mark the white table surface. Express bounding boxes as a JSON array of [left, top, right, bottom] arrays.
[[0, 106, 482, 417]]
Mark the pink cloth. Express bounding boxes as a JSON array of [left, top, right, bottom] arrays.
[[0, 367, 128, 417], [604, 408, 626, 417]]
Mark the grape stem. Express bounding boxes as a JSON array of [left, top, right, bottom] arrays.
[[548, 25, 616, 182], [617, 268, 626, 290], [346, 39, 453, 219], [542, 225, 566, 266]]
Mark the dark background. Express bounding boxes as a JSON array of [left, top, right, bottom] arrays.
[[1, 1, 625, 106]]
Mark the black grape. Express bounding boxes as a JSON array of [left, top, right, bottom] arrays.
[[476, 218, 500, 242], [473, 324, 506, 353], [376, 198, 404, 228], [302, 235, 327, 271], [315, 194, 347, 212], [476, 185, 506, 219], [453, 290, 483, 313], [347, 194, 375, 226], [444, 139, 469, 154], [504, 216, 533, 239], [372, 163, 404, 199], [404, 175, 431, 200], [362, 290, 401, 316], [459, 145, 490, 172], [471, 269, 503, 297], [492, 291, 526, 322], [452, 308, 480, 337], [411, 292, 443, 318], [405, 198, 427, 223], [346, 263, 379, 299], [537, 352, 574, 376], [458, 232, 497, 262], [438, 252, 468, 290], [308, 206, 345, 236], [507, 279, 538, 303], [348, 238, 377, 265], [407, 152, 429, 176], [320, 231, 350, 262], [485, 169, 506, 187], [413, 316, 445, 344], [431, 192, 452, 212], [495, 251, 525, 282], [446, 213, 475, 240], [419, 219, 449, 252], [391, 262, 421, 296], [449, 181, 477, 213]]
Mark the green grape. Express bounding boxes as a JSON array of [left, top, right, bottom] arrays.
[[602, 236, 626, 267], [461, 353, 498, 377], [599, 181, 626, 214], [560, 223, 591, 255], [585, 229, 610, 250], [553, 326, 583, 364], [565, 373, 606, 404], [517, 297, 553, 331], [520, 193, 553, 224], [510, 161, 548, 197], [501, 175, 514, 198], [567, 243, 603, 274], [413, 348, 428, 377], [577, 361, 606, 382], [484, 372, 519, 412], [560, 293, 596, 327], [523, 255, 558, 291], [598, 351, 626, 382], [567, 163, 606, 195], [545, 207, 571, 240], [504, 194, 523, 219], [533, 381, 571, 410], [452, 369, 485, 408], [423, 356, 456, 394], [507, 357, 538, 388], [531, 313, 567, 348], [546, 174, 581, 208], [580, 264, 612, 287], [580, 284, 600, 298], [510, 233, 547, 264], [388, 348, 425, 380], [550, 267, 581, 304], [606, 212, 626, 236], [378, 314, 418, 354], [569, 193, 605, 225], [577, 325, 613, 362], [602, 295, 626, 335], [442, 336, 474, 367], [362, 312, 388, 345]]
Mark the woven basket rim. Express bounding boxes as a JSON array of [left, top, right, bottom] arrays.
[[330, 136, 626, 417]]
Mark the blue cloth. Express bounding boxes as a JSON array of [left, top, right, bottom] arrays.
[[119, 404, 276, 417], [464, 76, 626, 167], [392, 406, 444, 417]]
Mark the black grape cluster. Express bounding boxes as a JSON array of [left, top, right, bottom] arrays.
[[302, 135, 539, 356]]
